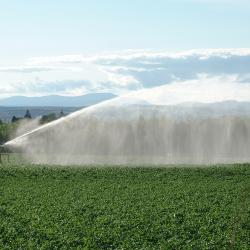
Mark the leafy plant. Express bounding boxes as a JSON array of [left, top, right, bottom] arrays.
[[0, 164, 249, 249]]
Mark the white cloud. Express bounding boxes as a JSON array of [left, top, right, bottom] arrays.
[[28, 48, 250, 65], [1, 49, 250, 99], [0, 80, 92, 97], [27, 48, 250, 89], [0, 66, 81, 73], [27, 55, 87, 65], [94, 49, 250, 89]]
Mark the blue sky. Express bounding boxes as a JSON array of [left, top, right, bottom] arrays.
[[0, 0, 250, 98]]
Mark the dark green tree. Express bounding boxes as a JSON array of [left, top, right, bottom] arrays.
[[11, 116, 19, 123], [59, 110, 65, 117], [40, 113, 57, 124], [24, 110, 32, 119]]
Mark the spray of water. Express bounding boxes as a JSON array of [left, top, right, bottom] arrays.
[[4, 80, 250, 165], [12, 118, 40, 139]]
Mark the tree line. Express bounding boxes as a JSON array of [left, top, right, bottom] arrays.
[[0, 109, 65, 144]]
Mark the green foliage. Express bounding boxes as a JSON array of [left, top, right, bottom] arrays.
[[0, 164, 249, 249], [0, 123, 16, 144], [40, 113, 57, 124]]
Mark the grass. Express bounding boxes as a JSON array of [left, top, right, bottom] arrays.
[[0, 163, 249, 249]]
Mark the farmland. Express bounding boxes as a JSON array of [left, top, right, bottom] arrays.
[[0, 163, 249, 249]]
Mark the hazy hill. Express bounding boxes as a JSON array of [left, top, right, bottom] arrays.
[[0, 93, 117, 107]]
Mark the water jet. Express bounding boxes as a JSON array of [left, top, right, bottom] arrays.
[[5, 83, 250, 165]]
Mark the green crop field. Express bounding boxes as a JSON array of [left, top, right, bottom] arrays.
[[0, 163, 249, 249]]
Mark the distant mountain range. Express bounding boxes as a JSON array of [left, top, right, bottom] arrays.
[[0, 93, 117, 107]]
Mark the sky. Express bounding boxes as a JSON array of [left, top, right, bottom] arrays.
[[0, 0, 250, 99]]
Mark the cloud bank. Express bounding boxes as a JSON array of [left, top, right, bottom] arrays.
[[0, 80, 91, 97], [1, 49, 250, 101]]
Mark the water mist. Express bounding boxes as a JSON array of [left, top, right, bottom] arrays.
[[4, 80, 250, 165]]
